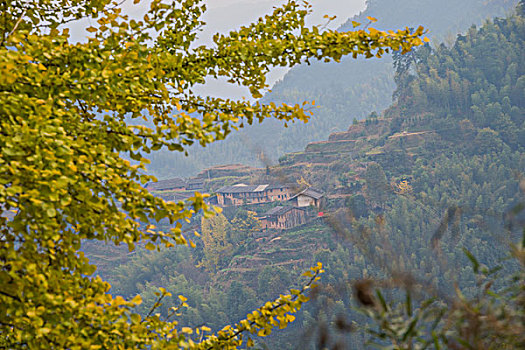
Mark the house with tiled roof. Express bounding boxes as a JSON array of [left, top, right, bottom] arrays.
[[288, 187, 324, 208], [215, 183, 293, 206], [145, 176, 206, 193], [145, 178, 187, 192], [186, 178, 205, 191]]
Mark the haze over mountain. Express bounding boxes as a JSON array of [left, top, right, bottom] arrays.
[[146, 0, 519, 179], [194, 0, 367, 100]]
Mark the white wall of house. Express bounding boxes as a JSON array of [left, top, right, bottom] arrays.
[[297, 195, 315, 207]]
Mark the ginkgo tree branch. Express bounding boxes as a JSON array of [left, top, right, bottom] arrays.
[[199, 263, 325, 349], [0, 0, 425, 348], [2, 9, 25, 45]]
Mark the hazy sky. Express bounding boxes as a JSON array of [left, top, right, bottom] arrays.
[[199, 0, 366, 98], [69, 0, 367, 99], [202, 0, 366, 42], [106, 0, 366, 42]]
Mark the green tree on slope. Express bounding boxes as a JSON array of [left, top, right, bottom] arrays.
[[365, 162, 390, 208], [200, 213, 233, 272]]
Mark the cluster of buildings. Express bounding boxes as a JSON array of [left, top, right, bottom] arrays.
[[215, 183, 323, 208], [215, 183, 324, 230], [146, 177, 325, 231]]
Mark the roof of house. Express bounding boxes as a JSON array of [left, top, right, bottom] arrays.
[[264, 206, 304, 216], [216, 184, 262, 194], [217, 183, 292, 194], [145, 177, 186, 191], [187, 178, 205, 185], [289, 187, 324, 200], [266, 183, 295, 190], [155, 191, 193, 202], [254, 184, 269, 192], [204, 164, 254, 171]]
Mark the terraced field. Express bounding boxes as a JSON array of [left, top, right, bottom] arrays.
[[215, 222, 332, 289]]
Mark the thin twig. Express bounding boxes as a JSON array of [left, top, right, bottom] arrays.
[[3, 9, 26, 44]]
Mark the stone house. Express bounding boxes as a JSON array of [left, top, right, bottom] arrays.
[[259, 206, 307, 230]]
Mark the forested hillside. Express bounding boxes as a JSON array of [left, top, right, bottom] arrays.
[[88, 6, 525, 348], [146, 0, 518, 178]]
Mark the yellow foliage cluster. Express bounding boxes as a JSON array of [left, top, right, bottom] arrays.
[[0, 0, 424, 347]]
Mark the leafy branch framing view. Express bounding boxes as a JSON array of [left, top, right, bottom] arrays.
[[0, 0, 430, 348], [1, 0, 524, 349]]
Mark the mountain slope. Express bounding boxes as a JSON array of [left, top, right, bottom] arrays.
[[92, 6, 525, 348]]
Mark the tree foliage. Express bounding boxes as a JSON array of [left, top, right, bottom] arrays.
[[357, 229, 525, 349], [230, 210, 261, 245], [365, 162, 390, 208], [0, 0, 426, 348], [200, 213, 233, 272]]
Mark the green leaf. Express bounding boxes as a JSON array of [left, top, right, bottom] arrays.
[[405, 291, 412, 316], [462, 248, 479, 273], [375, 290, 388, 312]]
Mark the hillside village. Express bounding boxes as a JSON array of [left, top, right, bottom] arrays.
[[143, 87, 507, 246], [144, 113, 437, 234], [146, 173, 325, 230], [130, 97, 516, 305], [5, 0, 524, 347]]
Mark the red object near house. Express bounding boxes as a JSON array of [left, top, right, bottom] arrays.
[[317, 212, 324, 217]]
